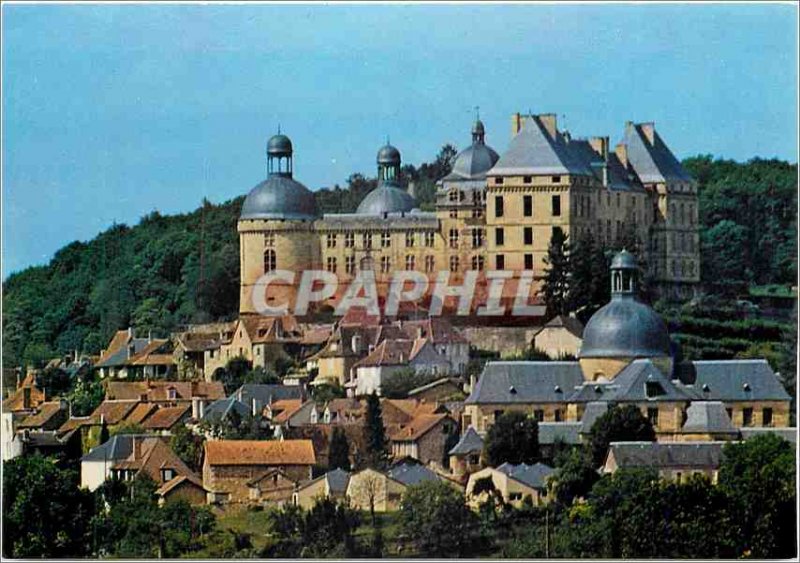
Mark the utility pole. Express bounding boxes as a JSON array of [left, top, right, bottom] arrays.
[[544, 507, 550, 558]]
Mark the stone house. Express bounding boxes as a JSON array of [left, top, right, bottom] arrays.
[[202, 439, 315, 504], [602, 441, 727, 484], [352, 338, 451, 396], [387, 413, 457, 466], [448, 426, 484, 478], [346, 468, 407, 513], [293, 468, 351, 509], [247, 468, 298, 506], [466, 462, 555, 508], [532, 315, 584, 359]]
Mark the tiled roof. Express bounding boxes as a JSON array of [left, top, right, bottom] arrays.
[[90, 400, 140, 425], [127, 339, 173, 366], [58, 416, 96, 434], [271, 400, 304, 424], [105, 380, 225, 401], [126, 403, 158, 425], [142, 405, 190, 430], [82, 433, 161, 462], [465, 362, 584, 405], [352, 338, 426, 369], [579, 402, 609, 433], [387, 414, 450, 442], [155, 474, 205, 497], [449, 426, 484, 455], [684, 360, 791, 402], [682, 401, 738, 434], [497, 462, 555, 489], [204, 439, 316, 466], [175, 332, 223, 353], [2, 376, 46, 412], [17, 401, 65, 429], [95, 330, 153, 368], [387, 463, 441, 486], [538, 422, 582, 445], [608, 441, 726, 470]]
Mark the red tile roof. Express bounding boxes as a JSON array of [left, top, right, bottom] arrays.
[[141, 405, 190, 430], [17, 401, 65, 429], [105, 380, 224, 401], [204, 439, 316, 466]]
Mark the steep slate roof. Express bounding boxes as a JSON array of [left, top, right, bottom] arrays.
[[82, 433, 163, 462], [534, 315, 585, 338], [682, 401, 738, 435], [95, 330, 152, 368], [685, 360, 791, 401], [497, 462, 555, 489], [489, 115, 593, 176], [449, 426, 484, 455], [201, 397, 251, 422], [325, 468, 352, 494], [570, 360, 693, 403], [387, 463, 441, 486], [204, 439, 316, 466], [465, 362, 584, 405], [579, 402, 609, 433], [538, 422, 582, 445], [621, 122, 693, 184], [608, 441, 726, 470], [233, 384, 305, 405]]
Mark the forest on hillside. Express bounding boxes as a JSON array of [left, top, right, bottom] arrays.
[[2, 153, 797, 369]]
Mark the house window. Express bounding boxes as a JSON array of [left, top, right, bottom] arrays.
[[405, 232, 415, 247], [424, 232, 435, 247], [263, 249, 277, 273], [495, 177, 504, 185], [495, 228, 505, 246], [524, 254, 534, 271], [449, 256, 459, 272], [472, 208, 483, 218], [345, 256, 356, 275], [523, 195, 533, 217], [381, 256, 391, 274], [551, 175, 561, 183], [496, 254, 505, 270], [468, 454, 479, 465], [449, 209, 458, 219], [362, 232, 372, 249], [405, 255, 416, 271], [326, 257, 337, 273], [552, 195, 561, 216], [326, 234, 337, 248], [449, 190, 459, 202], [647, 407, 659, 427], [523, 176, 532, 184], [509, 492, 523, 501], [472, 228, 483, 248], [726, 408, 733, 421], [554, 409, 563, 422], [762, 408, 773, 427], [424, 256, 435, 273], [495, 195, 504, 217], [161, 468, 175, 482], [524, 227, 533, 245], [344, 232, 355, 248], [533, 410, 544, 422], [449, 229, 459, 249], [743, 408, 754, 427], [471, 256, 484, 271], [381, 231, 391, 248]]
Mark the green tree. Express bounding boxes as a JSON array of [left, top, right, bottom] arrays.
[[587, 405, 655, 467], [400, 479, 477, 557], [539, 227, 572, 317], [266, 498, 360, 558], [483, 411, 539, 466], [380, 367, 437, 399], [170, 424, 205, 471], [718, 433, 796, 558], [550, 448, 600, 507], [328, 426, 351, 471], [361, 392, 389, 469], [3, 455, 94, 558]]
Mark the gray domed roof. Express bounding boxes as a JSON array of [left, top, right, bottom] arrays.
[[240, 175, 318, 220], [377, 144, 401, 165], [611, 249, 637, 270], [357, 184, 417, 215], [472, 119, 485, 136], [267, 134, 293, 157], [579, 298, 671, 359], [451, 142, 500, 179]]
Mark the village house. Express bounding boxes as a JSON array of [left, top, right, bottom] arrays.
[[407, 377, 465, 403], [448, 426, 484, 478], [387, 412, 458, 466], [602, 441, 727, 484], [104, 379, 225, 404], [352, 338, 451, 396], [94, 329, 176, 379], [202, 439, 315, 504], [293, 468, 351, 509], [346, 467, 407, 513], [466, 462, 555, 508], [1, 372, 47, 460], [531, 314, 584, 359], [247, 468, 298, 506]]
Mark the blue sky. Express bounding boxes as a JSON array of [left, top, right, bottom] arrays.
[[3, 3, 797, 278]]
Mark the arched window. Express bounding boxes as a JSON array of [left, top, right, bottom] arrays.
[[264, 249, 276, 273]]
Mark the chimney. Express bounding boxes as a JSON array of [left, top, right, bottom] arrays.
[[252, 397, 261, 417], [22, 429, 30, 443], [15, 369, 21, 390], [615, 143, 628, 169], [351, 334, 362, 355], [511, 112, 522, 136], [589, 136, 609, 160], [133, 436, 142, 460], [192, 397, 201, 420], [408, 181, 417, 200], [148, 330, 153, 343], [538, 113, 558, 139], [128, 327, 134, 339], [127, 344, 135, 359], [641, 122, 655, 145], [22, 387, 31, 410]]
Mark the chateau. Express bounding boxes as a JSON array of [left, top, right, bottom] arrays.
[[237, 111, 700, 315]]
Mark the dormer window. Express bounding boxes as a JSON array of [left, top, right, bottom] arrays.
[[645, 380, 665, 398], [161, 468, 175, 482], [168, 388, 177, 400]]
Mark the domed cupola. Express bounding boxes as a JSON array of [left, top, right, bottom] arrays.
[[240, 131, 318, 221], [448, 114, 500, 180], [579, 250, 672, 380], [356, 142, 418, 215]]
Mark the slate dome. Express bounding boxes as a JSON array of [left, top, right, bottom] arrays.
[[356, 185, 417, 215]]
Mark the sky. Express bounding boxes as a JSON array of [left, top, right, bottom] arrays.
[[2, 3, 798, 278]]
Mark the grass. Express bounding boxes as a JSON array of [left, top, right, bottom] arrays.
[[750, 284, 797, 298]]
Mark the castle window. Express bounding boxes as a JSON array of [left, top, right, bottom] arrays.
[[495, 254, 505, 270], [405, 255, 416, 271], [345, 256, 356, 275], [523, 176, 532, 184], [326, 257, 337, 273], [495, 177, 504, 185], [552, 226, 564, 240], [552, 195, 561, 217], [471, 228, 483, 248], [362, 232, 372, 249], [344, 232, 354, 248], [263, 249, 277, 273], [554, 409, 563, 422], [762, 408, 773, 427], [326, 234, 336, 248], [524, 254, 534, 271], [524, 227, 533, 246], [264, 232, 275, 247], [743, 408, 753, 427], [449, 209, 457, 219], [471, 256, 484, 271], [616, 193, 621, 208], [471, 208, 483, 218], [449, 229, 459, 249], [551, 176, 561, 183], [424, 256, 435, 273], [495, 195, 504, 217], [406, 232, 415, 248], [381, 231, 391, 248], [360, 256, 374, 272], [495, 228, 505, 247], [647, 408, 659, 427], [533, 410, 544, 422], [523, 195, 533, 217], [424, 232, 435, 247], [449, 190, 459, 202], [449, 256, 459, 272], [381, 256, 391, 274]]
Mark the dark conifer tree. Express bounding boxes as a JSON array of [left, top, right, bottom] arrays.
[[328, 427, 351, 471], [361, 392, 388, 469]]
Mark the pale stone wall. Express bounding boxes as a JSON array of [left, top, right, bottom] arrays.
[[461, 326, 540, 357], [533, 327, 582, 358], [347, 469, 406, 512], [294, 477, 329, 510]]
